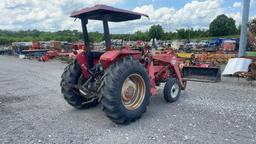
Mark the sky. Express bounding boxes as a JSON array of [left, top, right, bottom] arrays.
[[0, 0, 255, 33]]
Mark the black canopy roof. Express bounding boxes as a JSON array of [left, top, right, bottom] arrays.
[[71, 4, 149, 22]]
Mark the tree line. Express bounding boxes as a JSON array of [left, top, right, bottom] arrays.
[[0, 14, 240, 45]]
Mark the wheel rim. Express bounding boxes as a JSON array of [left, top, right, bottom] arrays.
[[121, 74, 146, 110], [171, 83, 179, 98]]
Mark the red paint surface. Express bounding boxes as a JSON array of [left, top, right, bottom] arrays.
[[75, 49, 186, 95]]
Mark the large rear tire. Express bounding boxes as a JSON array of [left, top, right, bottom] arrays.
[[100, 57, 151, 124], [60, 60, 98, 109]]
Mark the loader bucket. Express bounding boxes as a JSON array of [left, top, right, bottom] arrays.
[[182, 66, 221, 83]]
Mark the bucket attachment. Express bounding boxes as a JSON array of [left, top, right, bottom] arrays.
[[182, 66, 221, 83]]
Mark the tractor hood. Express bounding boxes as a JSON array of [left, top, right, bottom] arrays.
[[71, 4, 149, 22]]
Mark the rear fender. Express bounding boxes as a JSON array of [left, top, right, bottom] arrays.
[[100, 49, 141, 68]]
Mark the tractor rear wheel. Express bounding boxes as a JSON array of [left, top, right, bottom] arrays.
[[100, 57, 151, 124], [163, 78, 181, 103], [60, 60, 98, 109]]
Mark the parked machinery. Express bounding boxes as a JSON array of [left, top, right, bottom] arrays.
[[177, 52, 223, 82], [60, 5, 187, 124]]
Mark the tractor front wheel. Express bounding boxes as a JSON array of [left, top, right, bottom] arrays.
[[100, 57, 151, 124], [163, 78, 181, 103]]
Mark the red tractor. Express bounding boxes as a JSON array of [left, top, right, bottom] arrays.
[[60, 5, 186, 124]]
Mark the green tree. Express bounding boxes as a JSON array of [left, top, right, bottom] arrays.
[[149, 25, 164, 48], [177, 29, 187, 39], [209, 14, 237, 36], [133, 31, 149, 41]]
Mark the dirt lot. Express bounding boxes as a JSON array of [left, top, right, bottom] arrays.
[[0, 56, 256, 144]]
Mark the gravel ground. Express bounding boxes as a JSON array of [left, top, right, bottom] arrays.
[[0, 55, 256, 144]]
